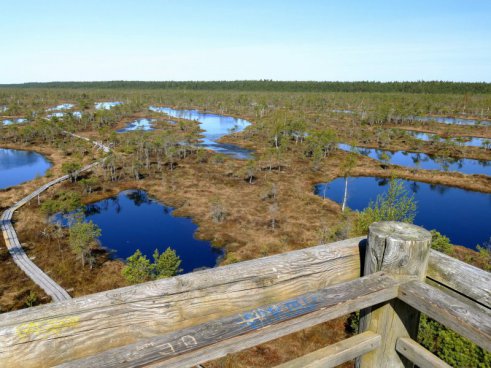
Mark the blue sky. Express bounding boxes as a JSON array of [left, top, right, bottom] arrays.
[[0, 0, 490, 82]]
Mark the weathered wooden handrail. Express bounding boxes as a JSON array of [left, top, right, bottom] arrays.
[[0, 237, 365, 367], [0, 222, 489, 367], [427, 249, 491, 309], [59, 272, 400, 367]]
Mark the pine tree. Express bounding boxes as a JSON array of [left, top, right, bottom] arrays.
[[152, 248, 182, 279], [122, 250, 152, 284]]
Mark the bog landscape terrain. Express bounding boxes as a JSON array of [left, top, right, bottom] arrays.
[[0, 81, 490, 367]]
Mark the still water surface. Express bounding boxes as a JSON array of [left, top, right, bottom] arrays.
[[95, 102, 123, 110], [55, 190, 223, 273], [315, 177, 491, 249], [0, 148, 52, 189], [338, 144, 491, 176], [47, 104, 74, 111], [117, 118, 155, 132], [406, 131, 490, 148], [149, 106, 252, 159], [2, 118, 27, 125]]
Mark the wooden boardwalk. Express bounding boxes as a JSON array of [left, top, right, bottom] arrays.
[[0, 134, 110, 302]]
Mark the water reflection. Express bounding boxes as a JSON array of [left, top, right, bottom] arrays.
[[329, 109, 491, 126], [338, 144, 491, 176], [117, 118, 155, 132], [2, 118, 27, 125], [0, 148, 52, 189], [407, 130, 491, 149], [315, 177, 491, 249], [47, 104, 74, 111], [95, 102, 123, 110], [149, 106, 252, 159], [54, 190, 223, 273], [409, 115, 491, 126]]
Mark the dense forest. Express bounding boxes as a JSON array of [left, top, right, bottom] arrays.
[[2, 80, 491, 94]]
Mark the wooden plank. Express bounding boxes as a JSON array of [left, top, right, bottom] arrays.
[[0, 237, 365, 368], [274, 331, 381, 368], [399, 281, 491, 351], [427, 249, 491, 309], [396, 337, 451, 368], [0, 133, 109, 305], [1, 216, 70, 302], [358, 221, 431, 368], [57, 273, 398, 368]]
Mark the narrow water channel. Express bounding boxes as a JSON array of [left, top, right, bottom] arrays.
[[149, 106, 252, 159], [405, 130, 490, 149], [338, 144, 491, 176]]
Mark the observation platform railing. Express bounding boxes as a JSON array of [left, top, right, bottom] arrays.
[[0, 221, 489, 367]]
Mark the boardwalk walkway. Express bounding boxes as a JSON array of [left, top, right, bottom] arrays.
[[0, 134, 110, 302]]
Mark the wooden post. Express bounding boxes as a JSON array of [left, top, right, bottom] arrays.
[[357, 221, 432, 368]]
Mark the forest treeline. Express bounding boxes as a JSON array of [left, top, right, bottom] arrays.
[[2, 80, 491, 94]]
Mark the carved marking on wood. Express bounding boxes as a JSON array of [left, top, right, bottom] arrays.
[[157, 343, 175, 356], [238, 294, 318, 329], [181, 335, 197, 347]]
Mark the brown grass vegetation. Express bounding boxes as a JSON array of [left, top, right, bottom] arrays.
[[204, 318, 352, 368], [0, 89, 490, 366], [0, 235, 47, 312]]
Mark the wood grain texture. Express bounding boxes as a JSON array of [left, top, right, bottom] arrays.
[[274, 331, 381, 368], [427, 249, 491, 309], [396, 337, 451, 368], [399, 281, 491, 351], [364, 221, 432, 278], [358, 221, 431, 368], [58, 273, 398, 368], [0, 237, 365, 368]]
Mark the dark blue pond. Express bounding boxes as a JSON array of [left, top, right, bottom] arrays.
[[338, 144, 491, 176], [149, 106, 252, 159], [55, 190, 223, 273], [315, 177, 491, 249], [0, 148, 52, 189]]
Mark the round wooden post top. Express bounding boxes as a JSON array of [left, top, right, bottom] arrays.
[[368, 221, 432, 243], [365, 221, 432, 278]]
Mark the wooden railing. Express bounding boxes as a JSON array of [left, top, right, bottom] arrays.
[[0, 221, 489, 367]]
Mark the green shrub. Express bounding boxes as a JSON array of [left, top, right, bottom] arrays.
[[69, 218, 101, 268], [122, 250, 152, 284], [153, 248, 182, 279], [40, 191, 82, 215], [122, 247, 182, 284], [418, 314, 491, 367], [430, 230, 454, 255], [355, 179, 416, 235]]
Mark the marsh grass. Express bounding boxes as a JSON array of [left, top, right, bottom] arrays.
[[0, 89, 489, 365]]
